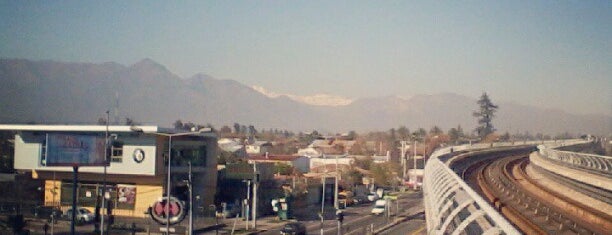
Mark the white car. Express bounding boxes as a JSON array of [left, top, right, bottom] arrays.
[[371, 199, 386, 215], [64, 207, 95, 224]]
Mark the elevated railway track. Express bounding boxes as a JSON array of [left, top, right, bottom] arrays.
[[423, 140, 611, 235], [471, 154, 611, 234]]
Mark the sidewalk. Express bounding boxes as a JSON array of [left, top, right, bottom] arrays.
[[22, 214, 286, 235]]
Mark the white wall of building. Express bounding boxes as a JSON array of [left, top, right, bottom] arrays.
[[14, 133, 158, 175]]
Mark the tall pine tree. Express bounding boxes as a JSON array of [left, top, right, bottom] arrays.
[[473, 92, 498, 139]]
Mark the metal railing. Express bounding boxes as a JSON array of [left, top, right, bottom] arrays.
[[423, 139, 586, 235], [537, 146, 612, 175]]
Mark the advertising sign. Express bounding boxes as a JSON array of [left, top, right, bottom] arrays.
[[45, 133, 108, 166], [150, 197, 186, 225], [118, 184, 136, 204]]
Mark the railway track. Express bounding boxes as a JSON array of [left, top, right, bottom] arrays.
[[472, 154, 612, 235]]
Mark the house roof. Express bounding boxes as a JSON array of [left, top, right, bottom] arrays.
[[249, 141, 272, 146], [248, 155, 305, 162]]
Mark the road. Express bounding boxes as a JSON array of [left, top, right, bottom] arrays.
[[378, 213, 426, 235], [258, 191, 423, 235]]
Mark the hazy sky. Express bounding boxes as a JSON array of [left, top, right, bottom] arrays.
[[1, 1, 610, 115]]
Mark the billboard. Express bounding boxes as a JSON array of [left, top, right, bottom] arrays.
[[45, 133, 108, 166]]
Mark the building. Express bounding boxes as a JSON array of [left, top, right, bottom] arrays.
[[309, 155, 354, 172], [0, 124, 217, 219], [245, 141, 272, 155], [218, 138, 248, 158]]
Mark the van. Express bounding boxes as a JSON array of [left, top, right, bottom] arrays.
[[371, 199, 386, 215]]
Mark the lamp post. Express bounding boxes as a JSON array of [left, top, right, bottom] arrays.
[[101, 111, 109, 235], [130, 127, 210, 234]]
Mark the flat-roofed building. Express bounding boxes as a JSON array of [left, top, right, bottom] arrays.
[[0, 124, 217, 219]]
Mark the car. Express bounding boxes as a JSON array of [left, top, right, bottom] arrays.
[[280, 222, 307, 235], [338, 193, 353, 208], [63, 207, 95, 224], [219, 203, 241, 218], [371, 199, 386, 215], [367, 192, 378, 202], [32, 206, 62, 221]]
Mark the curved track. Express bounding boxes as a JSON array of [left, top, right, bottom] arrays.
[[466, 153, 611, 235]]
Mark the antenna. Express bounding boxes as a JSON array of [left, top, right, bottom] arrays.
[[114, 91, 120, 124]]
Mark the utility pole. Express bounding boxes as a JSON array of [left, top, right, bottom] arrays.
[[413, 139, 417, 190], [252, 162, 257, 229], [245, 180, 250, 231], [320, 175, 325, 235], [101, 110, 109, 235], [400, 141, 407, 178], [188, 162, 193, 235]]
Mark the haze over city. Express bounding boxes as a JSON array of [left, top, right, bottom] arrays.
[[1, 1, 610, 117]]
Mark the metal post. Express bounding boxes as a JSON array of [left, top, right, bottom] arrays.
[[245, 180, 250, 230], [51, 171, 55, 235], [252, 162, 257, 229], [334, 155, 339, 210], [413, 139, 417, 190], [188, 161, 193, 235], [70, 166, 78, 235], [101, 110, 109, 235], [401, 141, 407, 178], [321, 176, 325, 235], [166, 136, 172, 234]]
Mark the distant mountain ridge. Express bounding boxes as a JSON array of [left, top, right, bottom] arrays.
[[0, 58, 609, 135]]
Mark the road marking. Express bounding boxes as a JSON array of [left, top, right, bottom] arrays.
[[411, 224, 425, 235]]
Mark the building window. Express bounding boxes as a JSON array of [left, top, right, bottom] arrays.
[[60, 182, 134, 210], [41, 138, 47, 166], [110, 141, 123, 163], [171, 145, 207, 167]]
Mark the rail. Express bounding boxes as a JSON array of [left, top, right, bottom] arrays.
[[423, 139, 587, 235]]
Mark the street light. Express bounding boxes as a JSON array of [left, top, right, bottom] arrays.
[[131, 126, 210, 234]]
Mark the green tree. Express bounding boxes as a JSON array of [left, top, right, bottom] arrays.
[[353, 156, 373, 170], [347, 130, 358, 140], [448, 125, 465, 144], [397, 126, 410, 140], [274, 163, 294, 175], [233, 123, 241, 134], [473, 92, 498, 139], [429, 126, 443, 136]]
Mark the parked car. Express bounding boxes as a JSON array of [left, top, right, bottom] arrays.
[[219, 203, 241, 218], [371, 199, 386, 215], [367, 192, 378, 202], [32, 206, 62, 221], [338, 191, 354, 208], [63, 207, 94, 224], [280, 222, 307, 235]]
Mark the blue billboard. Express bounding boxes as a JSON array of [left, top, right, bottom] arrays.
[[45, 133, 108, 166]]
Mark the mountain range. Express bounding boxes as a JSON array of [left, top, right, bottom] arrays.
[[0, 58, 609, 135]]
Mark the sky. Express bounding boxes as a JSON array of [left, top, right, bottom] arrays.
[[1, 1, 610, 116]]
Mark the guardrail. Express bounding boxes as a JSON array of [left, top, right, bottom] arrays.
[[537, 146, 612, 175], [423, 139, 587, 235]]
